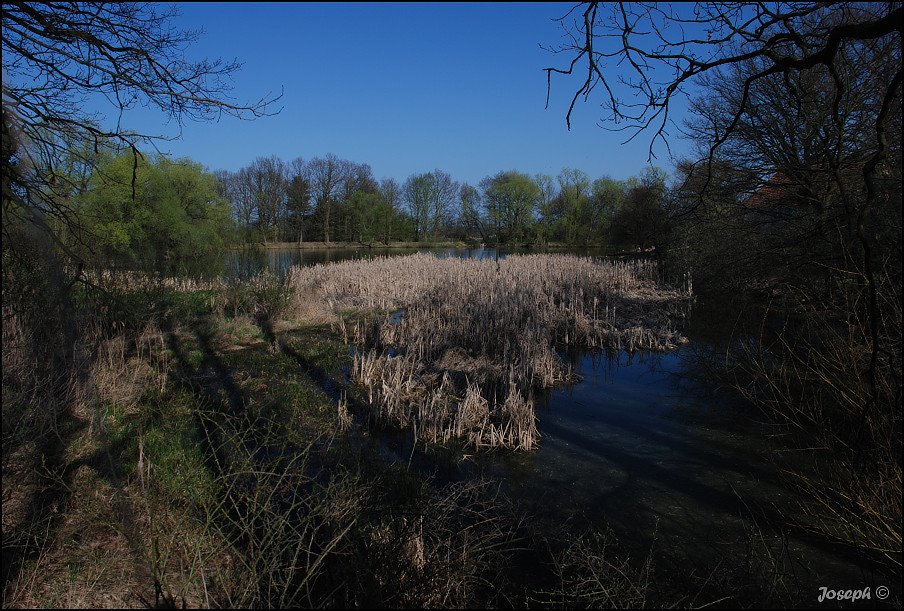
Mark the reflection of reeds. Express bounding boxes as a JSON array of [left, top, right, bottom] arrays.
[[289, 254, 693, 450]]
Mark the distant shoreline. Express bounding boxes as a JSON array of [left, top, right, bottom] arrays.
[[230, 240, 470, 251], [228, 241, 619, 252]]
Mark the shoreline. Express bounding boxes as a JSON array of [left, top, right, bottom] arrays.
[[228, 240, 623, 252], [232, 240, 470, 251]]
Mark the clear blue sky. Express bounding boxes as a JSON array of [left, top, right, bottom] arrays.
[[113, 2, 694, 185]]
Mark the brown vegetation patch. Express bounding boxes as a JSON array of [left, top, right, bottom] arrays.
[[289, 254, 692, 450]]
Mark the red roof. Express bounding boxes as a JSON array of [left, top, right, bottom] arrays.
[[744, 173, 793, 209]]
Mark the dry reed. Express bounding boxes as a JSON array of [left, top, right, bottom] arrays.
[[288, 254, 692, 450]]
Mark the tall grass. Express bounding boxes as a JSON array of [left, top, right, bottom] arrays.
[[288, 254, 692, 450], [734, 268, 902, 570]]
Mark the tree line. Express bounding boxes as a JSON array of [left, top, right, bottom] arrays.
[[19, 141, 676, 276], [215, 154, 673, 251]]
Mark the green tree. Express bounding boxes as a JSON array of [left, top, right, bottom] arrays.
[[77, 152, 229, 274], [337, 161, 378, 242], [533, 174, 557, 245], [479, 171, 540, 244], [2, 2, 275, 254], [378, 178, 402, 244], [347, 191, 388, 245], [458, 183, 484, 241], [403, 173, 433, 242], [589, 177, 625, 248], [557, 168, 590, 245]]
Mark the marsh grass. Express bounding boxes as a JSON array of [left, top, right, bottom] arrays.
[[289, 253, 692, 450], [733, 274, 902, 571], [2, 254, 714, 608], [2, 277, 610, 609], [120, 379, 523, 608], [546, 529, 654, 609]]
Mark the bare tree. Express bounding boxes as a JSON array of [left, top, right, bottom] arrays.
[[427, 170, 458, 240], [2, 2, 279, 251], [545, 2, 902, 559], [544, 1, 901, 428], [241, 156, 287, 244], [215, 168, 255, 241], [544, 2, 900, 172], [287, 157, 310, 244], [403, 170, 458, 242], [459, 183, 485, 242], [231, 167, 258, 237], [306, 154, 343, 243]]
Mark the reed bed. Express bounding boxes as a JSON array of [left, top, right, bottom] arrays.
[[288, 254, 692, 451], [83, 268, 227, 293]]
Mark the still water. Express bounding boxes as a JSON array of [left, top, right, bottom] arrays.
[[228, 247, 894, 601], [491, 322, 883, 598]]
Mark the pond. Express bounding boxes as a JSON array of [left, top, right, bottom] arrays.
[[481, 310, 884, 600], [228, 246, 895, 603]]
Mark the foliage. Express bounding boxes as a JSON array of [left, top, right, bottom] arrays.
[[2, 2, 275, 262], [479, 171, 541, 243], [76, 152, 230, 275], [212, 146, 672, 250], [347, 191, 390, 244]]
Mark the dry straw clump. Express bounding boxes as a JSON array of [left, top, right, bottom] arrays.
[[289, 253, 692, 451]]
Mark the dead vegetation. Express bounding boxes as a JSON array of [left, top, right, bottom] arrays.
[[289, 253, 692, 450]]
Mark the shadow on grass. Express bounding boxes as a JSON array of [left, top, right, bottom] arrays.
[[1, 412, 86, 600], [2, 331, 164, 604]]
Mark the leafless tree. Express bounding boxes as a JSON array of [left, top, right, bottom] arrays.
[[224, 168, 258, 237], [544, 1, 901, 441], [427, 170, 458, 240], [287, 157, 310, 244], [2, 2, 279, 251], [402, 170, 458, 242], [544, 2, 900, 172], [306, 154, 344, 243], [242, 156, 287, 244]]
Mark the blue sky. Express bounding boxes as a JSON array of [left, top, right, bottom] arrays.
[[109, 3, 695, 185]]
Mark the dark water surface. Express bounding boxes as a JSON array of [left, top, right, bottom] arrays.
[[490, 344, 888, 599], [228, 247, 897, 603]]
